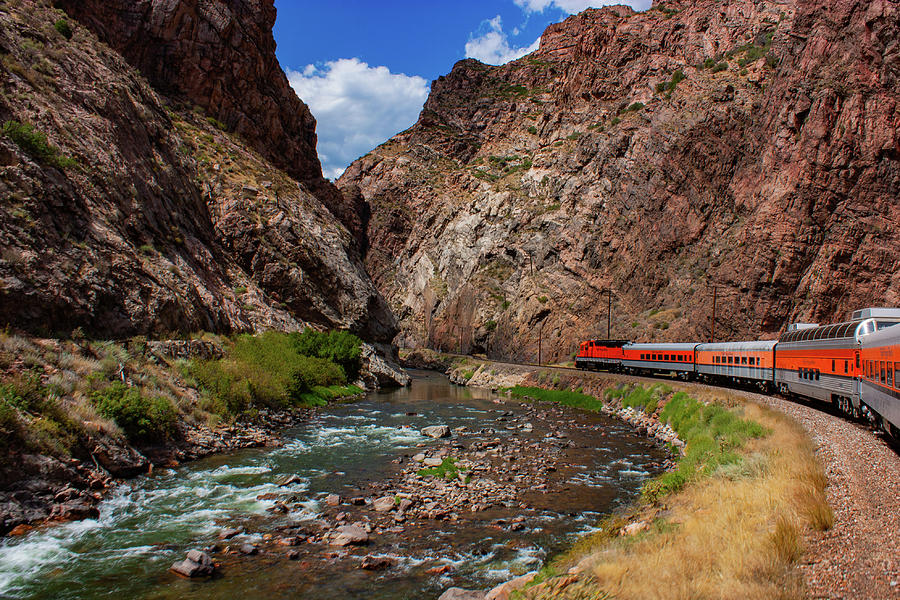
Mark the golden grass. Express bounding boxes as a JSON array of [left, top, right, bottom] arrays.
[[521, 392, 830, 600]]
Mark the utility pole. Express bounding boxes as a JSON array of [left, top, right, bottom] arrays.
[[538, 321, 543, 365], [607, 288, 612, 339], [710, 285, 718, 343]]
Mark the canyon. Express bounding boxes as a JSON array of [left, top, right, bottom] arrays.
[[341, 0, 900, 362]]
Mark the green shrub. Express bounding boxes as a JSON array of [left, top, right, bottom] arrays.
[[0, 371, 46, 412], [527, 126, 537, 135], [91, 383, 176, 442], [703, 58, 716, 69], [2, 121, 77, 170], [610, 117, 621, 126], [627, 102, 645, 112], [711, 62, 728, 73], [291, 329, 362, 381], [0, 399, 22, 450], [484, 320, 497, 332], [53, 19, 73, 39], [418, 457, 467, 481], [190, 330, 359, 416], [643, 391, 769, 501]]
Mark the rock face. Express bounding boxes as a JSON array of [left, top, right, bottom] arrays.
[[340, 0, 900, 361], [0, 0, 395, 342]]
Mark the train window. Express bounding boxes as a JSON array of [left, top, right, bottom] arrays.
[[831, 359, 835, 372], [888, 366, 893, 388], [844, 360, 848, 374], [856, 354, 860, 369], [742, 357, 748, 365], [640, 354, 645, 360], [816, 370, 820, 381], [882, 361, 887, 384], [895, 362, 900, 387]]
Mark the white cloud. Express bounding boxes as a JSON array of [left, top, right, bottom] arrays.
[[514, 0, 652, 14], [465, 15, 541, 65], [287, 58, 429, 179]]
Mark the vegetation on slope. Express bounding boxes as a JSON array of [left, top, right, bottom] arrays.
[[0, 329, 364, 464]]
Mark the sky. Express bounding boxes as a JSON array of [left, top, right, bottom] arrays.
[[273, 0, 651, 179]]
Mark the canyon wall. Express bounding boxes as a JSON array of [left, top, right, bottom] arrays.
[[341, 0, 900, 361]]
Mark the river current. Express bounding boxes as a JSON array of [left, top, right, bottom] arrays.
[[0, 371, 665, 599]]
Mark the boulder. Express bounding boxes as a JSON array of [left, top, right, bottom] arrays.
[[372, 496, 395, 512], [324, 493, 341, 506], [486, 572, 537, 600], [421, 425, 450, 439], [423, 457, 444, 467], [170, 550, 215, 578], [412, 453, 426, 463], [438, 589, 487, 600], [330, 524, 369, 546]]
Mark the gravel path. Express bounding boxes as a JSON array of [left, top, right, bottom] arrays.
[[739, 391, 900, 600]]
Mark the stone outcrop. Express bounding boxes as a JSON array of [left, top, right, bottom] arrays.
[[341, 0, 900, 361], [0, 0, 395, 341]]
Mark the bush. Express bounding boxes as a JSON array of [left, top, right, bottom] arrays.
[[91, 383, 176, 442], [703, 58, 716, 69], [190, 330, 359, 416], [711, 62, 728, 73], [627, 102, 645, 112], [527, 126, 537, 135], [0, 370, 46, 412], [0, 399, 22, 450], [54, 19, 73, 39], [2, 121, 77, 170], [291, 329, 363, 381]]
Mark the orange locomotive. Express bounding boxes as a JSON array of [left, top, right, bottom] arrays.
[[575, 307, 900, 438]]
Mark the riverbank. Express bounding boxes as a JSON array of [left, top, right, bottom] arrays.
[[0, 370, 667, 600], [420, 353, 843, 600], [0, 331, 407, 536]]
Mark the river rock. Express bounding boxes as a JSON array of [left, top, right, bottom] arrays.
[[324, 494, 341, 506], [360, 555, 394, 570], [412, 453, 426, 462], [50, 500, 100, 522], [485, 572, 537, 600], [218, 527, 242, 540], [170, 550, 215, 578], [239, 543, 259, 555], [373, 496, 395, 512], [421, 425, 450, 439], [438, 588, 487, 600], [423, 457, 444, 467], [330, 524, 369, 546], [277, 474, 304, 487]]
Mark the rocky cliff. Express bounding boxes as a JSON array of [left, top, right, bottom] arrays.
[[0, 0, 395, 342], [340, 0, 900, 361]]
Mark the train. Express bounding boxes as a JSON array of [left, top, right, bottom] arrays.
[[575, 307, 900, 438]]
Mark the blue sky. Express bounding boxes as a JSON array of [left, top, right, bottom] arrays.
[[273, 0, 651, 179]]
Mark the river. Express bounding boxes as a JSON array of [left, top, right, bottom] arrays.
[[0, 371, 666, 599]]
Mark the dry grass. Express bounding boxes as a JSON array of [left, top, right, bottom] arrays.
[[521, 391, 831, 600]]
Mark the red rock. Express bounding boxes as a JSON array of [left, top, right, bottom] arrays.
[[340, 0, 900, 359]]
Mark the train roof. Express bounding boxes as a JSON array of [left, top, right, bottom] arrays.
[[585, 339, 630, 347], [859, 321, 900, 348], [696, 340, 778, 352], [625, 342, 699, 351], [779, 318, 900, 344]]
